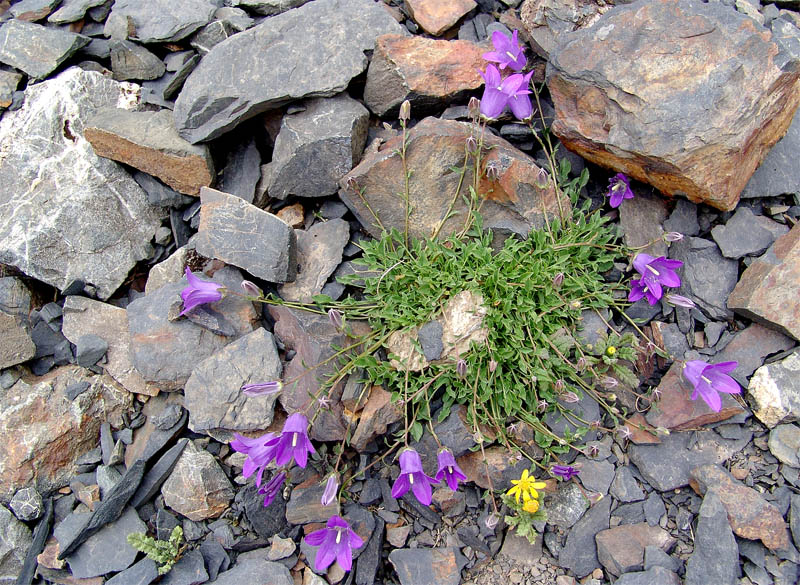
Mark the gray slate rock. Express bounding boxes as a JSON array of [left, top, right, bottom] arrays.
[[685, 491, 739, 585], [184, 328, 282, 434], [0, 19, 89, 79], [209, 558, 293, 585], [743, 106, 800, 198], [278, 218, 350, 302], [64, 507, 145, 578], [158, 549, 207, 585], [791, 494, 800, 551], [0, 70, 22, 110], [242, 483, 287, 540], [576, 457, 615, 495], [133, 171, 189, 208], [388, 547, 467, 585], [0, 310, 36, 369], [173, 0, 405, 143], [546, 482, 589, 528], [610, 466, 646, 503], [0, 504, 32, 583], [161, 441, 233, 522], [614, 566, 681, 585], [110, 40, 166, 81], [194, 187, 297, 283], [15, 497, 52, 585], [190, 20, 236, 55], [669, 237, 739, 319], [555, 496, 611, 578], [8, 0, 61, 21], [199, 540, 229, 581], [663, 199, 700, 237], [105, 558, 159, 585], [711, 207, 788, 258], [220, 136, 261, 203], [355, 515, 384, 585], [75, 333, 108, 367], [130, 439, 189, 508], [768, 424, 800, 466], [619, 190, 669, 258], [48, 0, 109, 24], [0, 68, 165, 300], [104, 0, 217, 43], [233, 0, 312, 15], [9, 487, 44, 522], [628, 432, 725, 491], [268, 94, 370, 199], [418, 321, 444, 361]]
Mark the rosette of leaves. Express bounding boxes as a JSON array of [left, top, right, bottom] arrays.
[[127, 525, 185, 575], [501, 493, 548, 545], [582, 331, 641, 389]]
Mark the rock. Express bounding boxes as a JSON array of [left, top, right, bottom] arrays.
[[109, 40, 166, 81], [63, 507, 145, 578], [9, 487, 43, 522], [714, 323, 796, 388], [649, 321, 689, 359], [669, 237, 739, 320], [199, 540, 229, 581], [0, 310, 36, 369], [712, 207, 789, 259], [340, 117, 566, 240], [545, 482, 589, 528], [0, 70, 22, 109], [0, 504, 32, 582], [9, 0, 60, 21], [405, 0, 477, 36], [684, 491, 738, 585], [130, 439, 189, 508], [520, 0, 612, 58], [729, 223, 800, 341], [546, 0, 800, 211], [354, 515, 383, 585], [743, 106, 800, 199], [610, 466, 645, 503], [48, 0, 108, 24], [105, 0, 217, 43], [619, 191, 669, 258], [133, 171, 190, 208], [174, 0, 405, 143], [457, 446, 531, 491], [278, 219, 350, 302], [576, 458, 614, 495], [386, 525, 410, 548], [85, 108, 213, 196], [268, 94, 369, 199], [242, 483, 287, 540], [220, 137, 261, 204], [595, 523, 675, 577], [284, 476, 339, 525], [232, 0, 311, 15], [127, 267, 259, 391], [0, 68, 164, 300], [74, 334, 108, 367], [161, 440, 234, 521], [747, 349, 800, 427], [433, 404, 480, 457], [207, 558, 293, 585], [364, 34, 487, 117], [768, 424, 800, 466], [614, 566, 681, 585], [194, 187, 297, 283], [689, 464, 790, 550], [663, 199, 700, 237], [190, 20, 236, 56], [645, 362, 745, 430], [350, 385, 403, 452], [388, 547, 467, 585], [158, 548, 208, 585], [0, 20, 89, 79], [0, 366, 131, 502], [184, 328, 282, 434], [105, 558, 159, 585]]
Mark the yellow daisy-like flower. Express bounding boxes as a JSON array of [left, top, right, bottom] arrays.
[[522, 498, 539, 514], [506, 469, 547, 503]]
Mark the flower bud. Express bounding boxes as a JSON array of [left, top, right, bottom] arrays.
[[663, 231, 684, 242], [486, 161, 500, 181], [241, 280, 263, 298], [468, 97, 481, 121], [552, 272, 564, 289], [600, 376, 618, 389], [665, 294, 696, 309], [328, 308, 343, 330], [485, 513, 499, 530], [488, 359, 498, 373], [345, 176, 359, 192], [535, 167, 549, 189], [537, 399, 548, 413], [466, 135, 478, 153], [561, 390, 579, 403], [576, 356, 587, 372], [399, 100, 411, 123], [554, 379, 565, 392], [456, 359, 468, 379]]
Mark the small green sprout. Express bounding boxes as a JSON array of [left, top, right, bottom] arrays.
[[127, 525, 185, 575]]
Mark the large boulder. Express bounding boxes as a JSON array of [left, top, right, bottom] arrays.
[[546, 0, 800, 210]]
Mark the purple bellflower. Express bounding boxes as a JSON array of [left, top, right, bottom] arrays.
[[305, 515, 364, 573], [180, 267, 223, 316], [482, 29, 527, 71], [321, 474, 339, 507], [628, 253, 683, 304], [607, 173, 634, 208], [478, 66, 534, 121], [682, 360, 741, 412], [435, 449, 467, 491], [628, 278, 661, 305], [391, 448, 437, 505], [267, 412, 316, 468], [258, 471, 286, 507], [551, 465, 580, 481], [504, 71, 534, 120], [241, 380, 282, 396], [230, 431, 276, 487]]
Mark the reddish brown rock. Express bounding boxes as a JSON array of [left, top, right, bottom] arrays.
[[84, 108, 214, 195], [728, 223, 800, 341], [645, 362, 745, 431], [405, 0, 477, 36], [340, 117, 567, 240], [689, 464, 790, 550], [350, 385, 403, 452], [364, 34, 487, 117], [457, 446, 536, 492], [0, 366, 132, 502], [595, 523, 675, 577], [623, 413, 661, 445], [546, 0, 800, 211]]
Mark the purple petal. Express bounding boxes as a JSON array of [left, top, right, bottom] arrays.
[[698, 383, 722, 412], [683, 360, 707, 387], [508, 93, 533, 121], [480, 87, 508, 119], [708, 371, 740, 395], [491, 30, 511, 53], [282, 412, 309, 434], [391, 475, 410, 499], [272, 439, 293, 467], [335, 542, 353, 572], [609, 190, 624, 208], [410, 474, 433, 506], [709, 361, 738, 374], [348, 528, 364, 550], [628, 280, 646, 303], [633, 254, 655, 275], [398, 449, 424, 474], [314, 538, 337, 573], [479, 64, 501, 87], [305, 528, 327, 546]]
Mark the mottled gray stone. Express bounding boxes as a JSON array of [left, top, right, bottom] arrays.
[[75, 334, 108, 367], [417, 321, 444, 361], [210, 558, 293, 585], [269, 94, 369, 199], [0, 68, 165, 300], [105, 558, 159, 585], [768, 424, 800, 466], [628, 432, 725, 491], [48, 0, 109, 24], [130, 439, 188, 508], [109, 40, 166, 81], [557, 496, 611, 578], [711, 207, 788, 258], [668, 237, 739, 320], [9, 487, 43, 522], [185, 328, 282, 434], [614, 566, 680, 585], [8, 0, 60, 20], [194, 187, 297, 282], [546, 482, 589, 528], [133, 171, 190, 208], [0, 311, 35, 369], [64, 507, 145, 578], [104, 0, 217, 43], [576, 457, 615, 495], [158, 549, 207, 585], [174, 0, 405, 143], [220, 137, 261, 204], [388, 548, 467, 585], [619, 190, 669, 258], [0, 70, 22, 110], [610, 466, 646, 503], [278, 218, 350, 302], [215, 7, 254, 31], [685, 492, 739, 585], [0, 504, 32, 583], [663, 198, 700, 237], [743, 106, 800, 198], [232, 0, 311, 15], [748, 350, 800, 428], [0, 19, 89, 79]]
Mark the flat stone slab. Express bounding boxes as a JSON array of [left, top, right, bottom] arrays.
[[85, 108, 214, 196], [0, 19, 89, 79], [173, 0, 406, 143], [194, 187, 297, 283], [546, 0, 800, 210], [405, 0, 477, 36], [0, 70, 22, 109], [162, 441, 234, 521], [104, 0, 217, 43]]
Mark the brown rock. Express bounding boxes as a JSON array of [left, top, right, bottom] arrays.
[[364, 34, 487, 117], [161, 440, 234, 521], [546, 0, 800, 210], [520, 0, 613, 59], [645, 362, 745, 430], [595, 523, 675, 577], [0, 365, 132, 501], [84, 108, 214, 195], [0, 310, 35, 369], [623, 413, 661, 445], [350, 385, 403, 451], [728, 223, 800, 341], [689, 463, 790, 550], [405, 0, 477, 36], [340, 117, 567, 240], [285, 476, 339, 525], [37, 538, 65, 570], [456, 446, 533, 491], [276, 202, 305, 228]]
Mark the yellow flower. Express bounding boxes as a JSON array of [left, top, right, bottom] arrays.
[[606, 346, 617, 356], [506, 469, 547, 503], [522, 498, 539, 514]]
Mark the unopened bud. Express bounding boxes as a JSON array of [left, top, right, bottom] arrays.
[[468, 97, 481, 120], [535, 167, 549, 189], [485, 513, 499, 530], [399, 100, 411, 123], [488, 359, 498, 373], [486, 161, 500, 181], [537, 399, 548, 413], [328, 308, 343, 330], [554, 379, 565, 392], [562, 390, 579, 403], [665, 294, 696, 309], [241, 280, 262, 298], [663, 231, 684, 242], [466, 135, 478, 153], [552, 272, 564, 289], [576, 356, 587, 372], [456, 359, 468, 379], [600, 376, 618, 389], [345, 176, 359, 192]]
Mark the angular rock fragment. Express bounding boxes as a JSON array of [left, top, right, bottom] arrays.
[[85, 108, 213, 196], [350, 386, 403, 451], [768, 424, 800, 467], [713, 323, 795, 388], [684, 493, 738, 585], [208, 558, 293, 585], [546, 0, 800, 210], [558, 496, 611, 578], [109, 40, 166, 82], [0, 19, 89, 79], [405, 0, 477, 36], [711, 207, 788, 259], [728, 223, 800, 341], [63, 507, 145, 578], [174, 0, 405, 143], [285, 477, 339, 525], [194, 187, 297, 282], [0, 310, 36, 369], [0, 504, 32, 582], [0, 70, 22, 109], [268, 94, 369, 199], [161, 441, 234, 521], [520, 0, 613, 58], [0, 68, 165, 300], [340, 117, 566, 240], [595, 523, 675, 577], [48, 0, 109, 24], [668, 237, 738, 320], [220, 136, 261, 204], [9, 0, 61, 21], [388, 547, 467, 585], [743, 107, 800, 199], [747, 349, 800, 428], [364, 34, 487, 117], [233, 0, 311, 15], [104, 0, 217, 43]]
